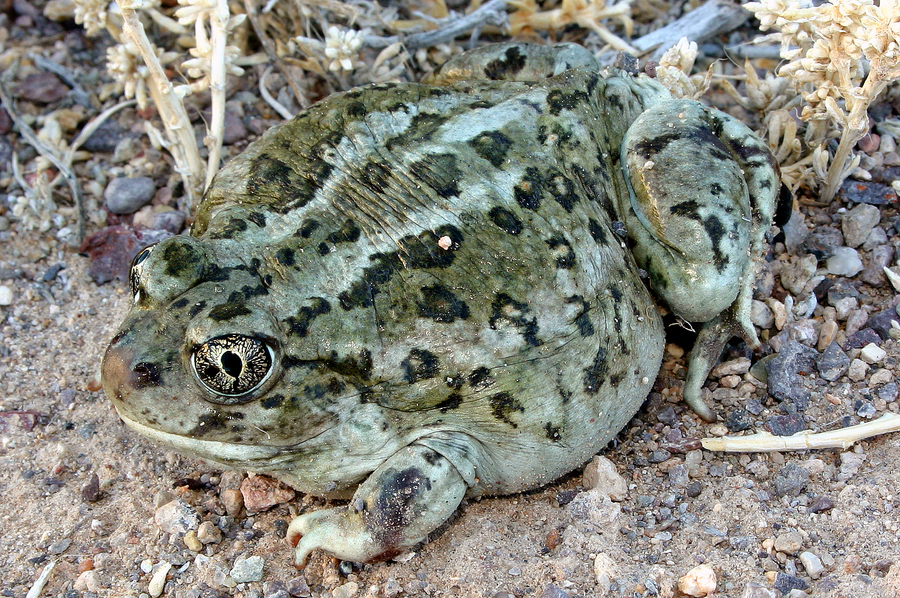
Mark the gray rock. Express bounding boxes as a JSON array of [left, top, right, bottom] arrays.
[[766, 413, 807, 436], [668, 463, 689, 488], [105, 176, 157, 215], [766, 340, 818, 408], [781, 253, 817, 295], [741, 583, 776, 598], [286, 576, 312, 597], [540, 584, 570, 598], [782, 210, 809, 253], [751, 300, 775, 329], [826, 247, 863, 277], [152, 210, 186, 233], [876, 382, 898, 403], [816, 342, 850, 382], [860, 245, 894, 286], [774, 573, 809, 594], [866, 306, 900, 339], [808, 495, 835, 513], [799, 226, 843, 260], [800, 551, 825, 578], [223, 110, 249, 145], [83, 119, 128, 152], [842, 203, 881, 248], [773, 462, 809, 497], [230, 555, 264, 583], [17, 72, 70, 103], [862, 226, 888, 251], [154, 498, 200, 534], [838, 179, 898, 204]]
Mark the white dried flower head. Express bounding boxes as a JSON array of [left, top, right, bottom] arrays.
[[73, 0, 109, 36], [655, 38, 709, 100], [106, 41, 177, 108], [324, 25, 364, 72]]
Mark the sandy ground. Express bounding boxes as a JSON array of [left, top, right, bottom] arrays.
[[1, 239, 899, 597]]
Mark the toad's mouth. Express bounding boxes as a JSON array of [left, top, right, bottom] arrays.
[[117, 409, 281, 466]]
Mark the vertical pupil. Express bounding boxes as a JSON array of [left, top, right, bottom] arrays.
[[221, 351, 243, 378]]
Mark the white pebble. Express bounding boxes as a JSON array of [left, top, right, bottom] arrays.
[[678, 564, 717, 597], [148, 561, 171, 598], [0, 285, 12, 306], [847, 358, 870, 382], [799, 551, 825, 579], [826, 247, 863, 277], [859, 343, 887, 364], [594, 553, 617, 591], [582, 455, 628, 501]]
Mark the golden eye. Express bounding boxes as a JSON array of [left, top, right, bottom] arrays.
[[129, 245, 155, 298], [191, 334, 274, 402]]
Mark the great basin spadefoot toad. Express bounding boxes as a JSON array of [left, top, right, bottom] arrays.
[[102, 42, 783, 565]]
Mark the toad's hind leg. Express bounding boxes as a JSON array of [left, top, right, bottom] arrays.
[[287, 444, 467, 566], [620, 99, 781, 421]]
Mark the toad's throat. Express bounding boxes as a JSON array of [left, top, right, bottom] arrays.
[[116, 410, 282, 466]]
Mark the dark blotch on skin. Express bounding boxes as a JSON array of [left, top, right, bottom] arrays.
[[436, 393, 463, 413], [588, 218, 608, 244], [188, 412, 230, 437], [514, 167, 544, 210], [261, 394, 284, 409], [247, 152, 332, 212], [490, 293, 542, 346], [276, 247, 296, 266], [545, 236, 575, 269], [369, 467, 432, 544], [469, 130, 513, 167], [285, 297, 331, 337], [227, 284, 268, 304], [417, 284, 470, 323], [132, 362, 162, 389], [468, 367, 495, 391], [545, 422, 562, 442], [327, 219, 362, 244], [583, 347, 608, 395], [161, 240, 204, 277], [401, 349, 440, 384], [208, 303, 252, 322], [670, 199, 702, 220], [325, 349, 373, 381], [484, 46, 527, 79], [172, 298, 189, 309], [567, 295, 594, 336], [704, 214, 729, 273], [247, 212, 266, 227], [188, 300, 207, 317], [490, 392, 525, 428], [489, 206, 523, 235], [409, 153, 462, 198], [546, 89, 589, 115], [296, 219, 320, 238]]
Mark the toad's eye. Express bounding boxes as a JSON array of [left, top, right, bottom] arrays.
[[129, 245, 156, 299], [191, 334, 274, 402]]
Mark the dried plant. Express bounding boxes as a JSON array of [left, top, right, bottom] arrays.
[[745, 0, 900, 202]]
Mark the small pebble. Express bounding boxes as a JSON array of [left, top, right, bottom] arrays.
[[332, 582, 359, 598], [774, 531, 803, 555], [816, 342, 850, 382], [17, 72, 70, 103], [230, 555, 264, 583], [800, 226, 843, 260], [0, 284, 12, 306], [241, 475, 295, 512], [74, 569, 101, 592], [842, 203, 881, 248], [857, 402, 877, 418], [154, 499, 200, 534], [808, 495, 835, 513], [148, 561, 171, 598], [859, 342, 886, 364], [751, 300, 775, 329], [826, 247, 863, 277], [799, 551, 825, 578], [104, 176, 157, 215], [773, 572, 808, 595], [876, 381, 898, 403], [766, 340, 817, 407], [847, 358, 869, 382], [773, 463, 809, 497], [677, 564, 717, 597], [594, 553, 617, 591], [816, 319, 839, 351], [197, 520, 223, 544], [221, 487, 244, 517], [582, 455, 628, 501], [741, 583, 775, 598], [539, 583, 570, 598], [183, 530, 202, 551]]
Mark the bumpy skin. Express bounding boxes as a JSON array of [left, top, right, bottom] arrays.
[[102, 43, 780, 565]]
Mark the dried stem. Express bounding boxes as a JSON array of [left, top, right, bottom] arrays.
[[0, 77, 86, 244], [243, 0, 307, 108], [702, 413, 900, 452], [118, 0, 203, 210], [205, 0, 230, 189]]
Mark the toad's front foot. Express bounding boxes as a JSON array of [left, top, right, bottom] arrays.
[[287, 443, 467, 566]]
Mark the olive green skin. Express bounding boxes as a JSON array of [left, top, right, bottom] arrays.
[[102, 43, 780, 565]]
